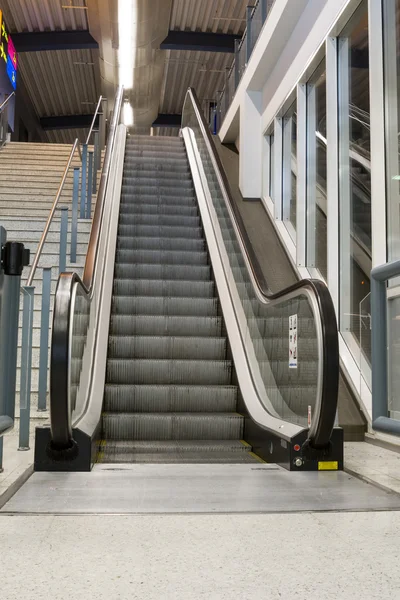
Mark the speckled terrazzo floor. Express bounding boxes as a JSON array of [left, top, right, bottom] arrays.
[[0, 512, 399, 599]]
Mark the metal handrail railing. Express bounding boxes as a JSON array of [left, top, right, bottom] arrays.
[[26, 138, 82, 287], [0, 92, 15, 114], [184, 87, 339, 449], [86, 95, 103, 145]]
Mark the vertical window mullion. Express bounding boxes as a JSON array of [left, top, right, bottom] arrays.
[[297, 83, 307, 266]]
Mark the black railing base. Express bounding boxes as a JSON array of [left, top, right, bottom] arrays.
[[34, 427, 96, 472]]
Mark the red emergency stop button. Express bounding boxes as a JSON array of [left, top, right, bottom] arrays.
[[294, 444, 301, 452]]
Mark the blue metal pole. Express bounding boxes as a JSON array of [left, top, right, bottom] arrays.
[[87, 151, 94, 219], [37, 268, 51, 412], [261, 0, 267, 23], [59, 207, 68, 275], [19, 286, 35, 451], [94, 130, 101, 172], [80, 143, 88, 219], [71, 167, 79, 263], [0, 437, 3, 473]]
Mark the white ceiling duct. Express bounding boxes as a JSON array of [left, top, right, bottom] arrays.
[[87, 0, 172, 132]]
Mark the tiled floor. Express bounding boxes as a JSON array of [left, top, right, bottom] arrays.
[[1, 512, 400, 599]]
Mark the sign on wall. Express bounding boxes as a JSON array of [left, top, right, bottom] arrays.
[[0, 9, 17, 90]]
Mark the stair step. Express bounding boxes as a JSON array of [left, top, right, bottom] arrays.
[[106, 359, 232, 385], [114, 263, 211, 281], [101, 412, 243, 441], [103, 384, 236, 412], [115, 249, 208, 266], [111, 296, 218, 317], [107, 336, 226, 359], [112, 279, 214, 298]]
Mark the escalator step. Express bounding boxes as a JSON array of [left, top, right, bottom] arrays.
[[114, 263, 211, 281], [117, 237, 206, 252], [106, 358, 232, 385], [119, 203, 198, 216], [119, 214, 200, 227], [120, 193, 196, 206], [107, 336, 227, 359], [103, 384, 236, 412], [112, 279, 214, 298], [117, 224, 204, 239], [109, 315, 223, 336], [111, 296, 218, 317], [97, 451, 259, 464], [121, 185, 194, 198], [115, 249, 208, 266], [101, 412, 243, 441]]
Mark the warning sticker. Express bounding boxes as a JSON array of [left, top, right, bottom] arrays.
[[318, 461, 339, 471], [289, 314, 298, 369]]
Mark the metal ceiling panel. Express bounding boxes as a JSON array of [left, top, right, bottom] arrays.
[[170, 0, 248, 35], [1, 0, 89, 32]]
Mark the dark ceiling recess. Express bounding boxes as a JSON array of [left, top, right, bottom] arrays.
[[160, 30, 240, 53], [12, 30, 99, 52], [152, 114, 182, 128], [40, 114, 99, 131]]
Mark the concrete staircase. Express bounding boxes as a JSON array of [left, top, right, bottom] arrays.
[[0, 142, 100, 417]]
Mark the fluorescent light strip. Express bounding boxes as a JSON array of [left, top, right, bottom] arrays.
[[118, 0, 135, 90]]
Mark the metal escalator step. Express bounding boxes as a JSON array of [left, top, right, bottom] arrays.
[[124, 150, 186, 160], [101, 412, 243, 440], [119, 214, 200, 227], [122, 177, 193, 190], [122, 167, 190, 179], [113, 279, 214, 298], [107, 336, 226, 359], [120, 193, 196, 206], [109, 315, 223, 336], [106, 359, 232, 385], [123, 157, 189, 167], [119, 203, 198, 217], [114, 263, 211, 281], [97, 451, 259, 464], [118, 224, 203, 239], [98, 440, 250, 453], [115, 249, 208, 266], [103, 383, 236, 412], [121, 185, 193, 198], [117, 237, 206, 252], [111, 296, 218, 317]]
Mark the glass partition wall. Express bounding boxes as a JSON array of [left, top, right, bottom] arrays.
[[338, 1, 371, 362], [282, 101, 297, 241]]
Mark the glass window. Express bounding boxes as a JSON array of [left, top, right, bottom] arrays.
[[306, 59, 327, 279], [384, 0, 400, 262], [269, 133, 275, 202], [283, 101, 297, 240], [338, 1, 371, 352]]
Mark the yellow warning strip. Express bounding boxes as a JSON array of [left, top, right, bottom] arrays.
[[96, 440, 106, 463], [240, 440, 266, 463]]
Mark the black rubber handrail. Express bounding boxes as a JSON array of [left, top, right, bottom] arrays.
[[49, 87, 123, 455], [185, 87, 339, 449]]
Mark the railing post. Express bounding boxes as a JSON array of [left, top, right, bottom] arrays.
[[59, 206, 68, 274], [71, 167, 79, 263], [19, 286, 35, 451], [94, 130, 101, 173], [261, 0, 267, 23], [0, 437, 3, 472], [224, 68, 230, 115], [99, 100, 107, 149], [246, 5, 253, 64], [38, 268, 51, 412], [87, 151, 94, 219], [80, 143, 88, 218], [234, 39, 240, 89]]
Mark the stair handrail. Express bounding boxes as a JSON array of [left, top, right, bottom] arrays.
[[183, 87, 339, 450], [86, 95, 103, 145], [0, 91, 15, 114], [25, 138, 82, 287]]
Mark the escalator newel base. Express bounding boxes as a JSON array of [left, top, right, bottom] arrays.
[[46, 438, 79, 462]]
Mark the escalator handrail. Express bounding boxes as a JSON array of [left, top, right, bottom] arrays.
[[183, 87, 339, 449], [49, 87, 124, 451]]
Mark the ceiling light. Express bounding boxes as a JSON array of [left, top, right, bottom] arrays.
[[123, 101, 133, 127], [118, 0, 136, 90]]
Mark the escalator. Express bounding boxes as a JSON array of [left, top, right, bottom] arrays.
[[34, 87, 343, 472]]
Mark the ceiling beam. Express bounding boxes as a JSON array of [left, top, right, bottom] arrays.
[[12, 30, 98, 52], [160, 30, 240, 54], [40, 114, 99, 131], [152, 114, 182, 128]]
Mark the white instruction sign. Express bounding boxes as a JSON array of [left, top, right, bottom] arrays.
[[289, 314, 298, 369]]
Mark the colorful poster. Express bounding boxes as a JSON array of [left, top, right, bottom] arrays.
[[6, 54, 16, 89], [7, 34, 16, 69], [0, 8, 17, 89], [289, 314, 298, 369]]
